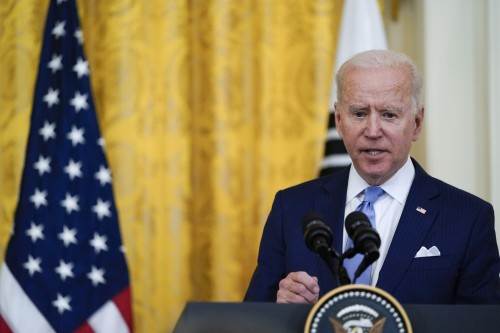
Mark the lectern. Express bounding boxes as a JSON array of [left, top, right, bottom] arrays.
[[173, 302, 500, 333]]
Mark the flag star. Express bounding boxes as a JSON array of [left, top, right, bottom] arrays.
[[60, 193, 80, 214], [87, 266, 106, 286], [52, 293, 72, 314], [52, 21, 66, 39], [95, 165, 112, 186], [57, 0, 68, 4], [64, 159, 82, 180], [47, 54, 63, 73], [58, 226, 78, 247], [67, 126, 85, 146], [39, 121, 56, 141], [43, 87, 60, 108], [55, 260, 74, 281], [23, 255, 42, 276], [73, 57, 89, 78], [34, 155, 51, 176], [30, 188, 48, 209], [98, 137, 105, 149], [74, 28, 83, 44], [26, 222, 44, 243], [90, 233, 108, 253], [92, 198, 112, 220], [69, 91, 89, 112]]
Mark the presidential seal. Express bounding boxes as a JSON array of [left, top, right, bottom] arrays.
[[304, 285, 412, 333]]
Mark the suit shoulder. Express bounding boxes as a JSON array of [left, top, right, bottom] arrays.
[[412, 158, 490, 208], [277, 171, 345, 197], [432, 176, 493, 209]]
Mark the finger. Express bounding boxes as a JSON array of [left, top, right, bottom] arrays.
[[276, 287, 310, 303], [277, 273, 319, 303], [290, 272, 320, 295], [285, 281, 318, 303]]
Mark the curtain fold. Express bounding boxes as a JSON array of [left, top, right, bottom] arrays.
[[0, 0, 342, 331]]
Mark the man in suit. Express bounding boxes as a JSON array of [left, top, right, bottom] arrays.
[[244, 50, 500, 304]]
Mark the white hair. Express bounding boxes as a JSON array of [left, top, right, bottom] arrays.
[[336, 49, 423, 114]]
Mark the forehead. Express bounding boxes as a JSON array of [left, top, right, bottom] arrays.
[[340, 67, 412, 104]]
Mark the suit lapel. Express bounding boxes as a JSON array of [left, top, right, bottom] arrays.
[[376, 160, 440, 294], [315, 169, 349, 257], [308, 169, 349, 291]]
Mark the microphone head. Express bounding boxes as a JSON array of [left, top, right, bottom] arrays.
[[344, 211, 381, 253], [302, 212, 332, 252], [345, 211, 370, 237]]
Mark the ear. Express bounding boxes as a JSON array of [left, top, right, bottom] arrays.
[[334, 103, 344, 139], [412, 107, 424, 141]]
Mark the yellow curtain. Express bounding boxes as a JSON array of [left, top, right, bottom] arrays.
[[0, 0, 342, 331]]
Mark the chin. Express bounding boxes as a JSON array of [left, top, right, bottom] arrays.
[[360, 166, 390, 183]]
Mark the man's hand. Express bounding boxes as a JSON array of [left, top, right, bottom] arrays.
[[276, 271, 319, 304]]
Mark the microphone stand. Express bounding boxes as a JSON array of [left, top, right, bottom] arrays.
[[316, 246, 342, 287], [339, 248, 357, 285], [340, 247, 380, 285], [317, 246, 352, 287]]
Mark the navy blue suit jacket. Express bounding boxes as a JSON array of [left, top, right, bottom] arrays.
[[244, 159, 500, 304]]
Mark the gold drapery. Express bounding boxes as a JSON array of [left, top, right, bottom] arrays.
[[0, 0, 342, 331]]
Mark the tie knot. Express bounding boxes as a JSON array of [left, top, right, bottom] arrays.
[[363, 186, 384, 204]]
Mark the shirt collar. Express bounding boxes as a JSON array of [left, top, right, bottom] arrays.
[[346, 157, 415, 205]]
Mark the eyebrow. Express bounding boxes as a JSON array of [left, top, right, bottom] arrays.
[[381, 106, 402, 113], [347, 104, 402, 113], [347, 104, 367, 112]]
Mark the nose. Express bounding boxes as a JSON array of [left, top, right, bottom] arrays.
[[365, 113, 382, 137]]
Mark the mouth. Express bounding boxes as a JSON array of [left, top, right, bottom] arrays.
[[364, 149, 383, 156]]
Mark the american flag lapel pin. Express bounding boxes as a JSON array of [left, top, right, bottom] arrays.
[[416, 206, 427, 214]]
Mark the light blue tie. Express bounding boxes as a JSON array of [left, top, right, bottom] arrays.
[[344, 186, 384, 284]]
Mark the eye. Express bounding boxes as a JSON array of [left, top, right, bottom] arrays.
[[382, 111, 398, 120], [352, 110, 367, 118]]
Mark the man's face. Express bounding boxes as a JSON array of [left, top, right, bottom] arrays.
[[335, 66, 424, 185]]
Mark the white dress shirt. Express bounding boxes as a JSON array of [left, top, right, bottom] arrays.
[[342, 157, 415, 286]]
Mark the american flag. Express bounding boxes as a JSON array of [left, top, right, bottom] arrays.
[[0, 0, 133, 332]]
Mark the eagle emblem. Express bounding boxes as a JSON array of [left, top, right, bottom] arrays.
[[330, 316, 386, 333]]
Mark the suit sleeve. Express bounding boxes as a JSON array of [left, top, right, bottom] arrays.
[[455, 202, 500, 304], [244, 191, 286, 302]]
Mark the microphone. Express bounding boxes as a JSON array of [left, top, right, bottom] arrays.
[[344, 211, 381, 280], [302, 212, 333, 254], [302, 212, 350, 286]]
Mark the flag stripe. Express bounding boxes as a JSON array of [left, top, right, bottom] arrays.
[[88, 299, 129, 333], [74, 323, 94, 333], [113, 288, 133, 330], [0, 315, 13, 333], [0, 263, 55, 333]]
